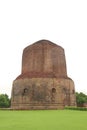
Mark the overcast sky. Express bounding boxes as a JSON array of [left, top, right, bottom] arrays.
[[0, 0, 87, 97]]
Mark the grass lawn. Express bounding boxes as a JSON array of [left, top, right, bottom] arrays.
[[0, 110, 87, 130]]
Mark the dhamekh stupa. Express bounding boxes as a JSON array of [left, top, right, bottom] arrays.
[[11, 40, 76, 109]]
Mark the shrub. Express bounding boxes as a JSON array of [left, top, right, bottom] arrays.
[[0, 94, 10, 108]]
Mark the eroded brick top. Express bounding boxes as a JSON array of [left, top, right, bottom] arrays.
[[17, 40, 67, 79]]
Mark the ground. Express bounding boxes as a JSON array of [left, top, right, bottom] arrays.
[[0, 110, 87, 130]]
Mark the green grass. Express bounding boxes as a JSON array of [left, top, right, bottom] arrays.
[[0, 110, 87, 130]]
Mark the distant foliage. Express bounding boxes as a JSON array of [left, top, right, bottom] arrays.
[[0, 94, 10, 108], [76, 92, 87, 104]]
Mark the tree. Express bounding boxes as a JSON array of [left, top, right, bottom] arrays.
[[0, 94, 10, 108], [76, 92, 87, 105]]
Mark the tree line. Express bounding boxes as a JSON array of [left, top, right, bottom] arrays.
[[0, 94, 11, 108], [76, 92, 87, 106], [0, 92, 87, 108]]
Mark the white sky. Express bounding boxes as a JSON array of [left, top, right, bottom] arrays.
[[0, 0, 87, 97]]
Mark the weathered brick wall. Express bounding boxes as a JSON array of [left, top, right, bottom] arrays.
[[11, 78, 76, 109], [21, 40, 67, 78], [11, 40, 76, 109]]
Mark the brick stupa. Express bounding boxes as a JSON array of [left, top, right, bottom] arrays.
[[11, 40, 76, 109]]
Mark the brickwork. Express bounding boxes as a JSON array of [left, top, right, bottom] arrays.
[[11, 40, 76, 109]]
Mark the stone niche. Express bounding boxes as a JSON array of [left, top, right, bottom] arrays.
[[11, 40, 76, 109]]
